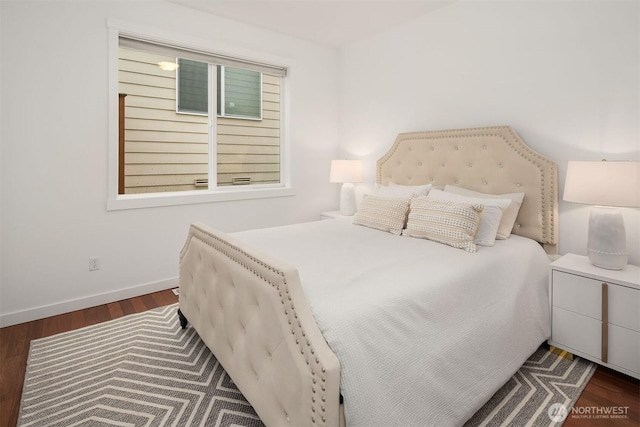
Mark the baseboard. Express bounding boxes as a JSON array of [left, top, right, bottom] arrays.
[[0, 277, 178, 327]]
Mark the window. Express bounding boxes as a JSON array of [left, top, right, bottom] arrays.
[[115, 34, 287, 199], [177, 59, 207, 115], [219, 67, 262, 119], [177, 60, 262, 120]]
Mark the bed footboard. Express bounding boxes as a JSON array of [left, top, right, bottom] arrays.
[[179, 223, 341, 427]]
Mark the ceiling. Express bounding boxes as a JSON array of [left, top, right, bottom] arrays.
[[168, 1, 455, 47]]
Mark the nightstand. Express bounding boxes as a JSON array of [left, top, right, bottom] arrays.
[[320, 210, 354, 221], [549, 253, 640, 379]]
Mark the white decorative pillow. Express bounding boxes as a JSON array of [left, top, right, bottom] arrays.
[[403, 198, 482, 253], [426, 189, 509, 246], [443, 185, 525, 239], [373, 181, 432, 198], [353, 195, 411, 235]]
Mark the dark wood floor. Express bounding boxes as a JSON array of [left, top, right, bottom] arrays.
[[1, 289, 638, 427], [565, 365, 640, 427]]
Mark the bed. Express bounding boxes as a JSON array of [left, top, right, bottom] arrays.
[[178, 126, 558, 427]]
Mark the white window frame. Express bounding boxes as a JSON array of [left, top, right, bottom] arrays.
[[106, 19, 293, 211]]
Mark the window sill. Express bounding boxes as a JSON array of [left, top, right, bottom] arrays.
[[107, 186, 295, 211]]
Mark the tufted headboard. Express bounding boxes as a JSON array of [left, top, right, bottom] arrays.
[[377, 126, 558, 254]]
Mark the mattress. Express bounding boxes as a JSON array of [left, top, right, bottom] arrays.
[[232, 219, 551, 426]]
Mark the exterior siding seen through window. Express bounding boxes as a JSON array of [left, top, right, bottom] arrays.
[[118, 47, 280, 194]]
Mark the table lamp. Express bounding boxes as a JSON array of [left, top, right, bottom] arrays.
[[330, 160, 364, 216], [563, 160, 640, 270]]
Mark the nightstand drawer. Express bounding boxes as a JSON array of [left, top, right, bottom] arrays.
[[552, 307, 601, 359], [552, 270, 601, 319], [609, 284, 640, 332], [609, 324, 640, 375]]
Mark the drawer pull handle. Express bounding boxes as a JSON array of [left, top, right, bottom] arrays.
[[601, 282, 608, 364]]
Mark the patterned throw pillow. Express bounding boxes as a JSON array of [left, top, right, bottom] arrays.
[[426, 189, 510, 246], [403, 198, 483, 253], [353, 195, 411, 235]]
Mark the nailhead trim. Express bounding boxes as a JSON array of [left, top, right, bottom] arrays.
[[179, 224, 332, 425]]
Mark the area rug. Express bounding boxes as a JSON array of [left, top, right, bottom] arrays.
[[19, 303, 595, 426], [464, 346, 595, 427]]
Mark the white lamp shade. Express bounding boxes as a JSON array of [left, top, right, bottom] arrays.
[[330, 160, 364, 183], [563, 161, 640, 207]]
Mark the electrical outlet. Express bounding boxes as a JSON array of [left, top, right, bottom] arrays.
[[89, 257, 100, 271]]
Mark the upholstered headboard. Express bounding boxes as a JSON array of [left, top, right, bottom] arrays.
[[377, 126, 558, 254]]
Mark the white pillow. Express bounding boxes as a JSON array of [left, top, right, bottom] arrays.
[[427, 189, 510, 246], [403, 198, 482, 253], [443, 185, 524, 239], [373, 181, 432, 198], [353, 195, 411, 235]]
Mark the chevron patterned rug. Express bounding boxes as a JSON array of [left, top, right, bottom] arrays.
[[18, 303, 595, 426], [464, 346, 596, 426]]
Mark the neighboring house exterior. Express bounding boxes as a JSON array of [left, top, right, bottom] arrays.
[[118, 48, 281, 194]]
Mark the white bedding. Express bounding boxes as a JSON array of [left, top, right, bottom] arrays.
[[232, 219, 551, 427]]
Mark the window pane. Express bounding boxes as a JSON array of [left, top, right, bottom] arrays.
[[177, 58, 208, 114], [119, 48, 208, 194], [222, 67, 261, 119], [216, 72, 280, 186]]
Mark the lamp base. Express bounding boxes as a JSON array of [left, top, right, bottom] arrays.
[[587, 206, 628, 270], [339, 183, 357, 216]]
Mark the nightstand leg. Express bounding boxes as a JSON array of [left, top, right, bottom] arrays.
[[550, 345, 574, 361]]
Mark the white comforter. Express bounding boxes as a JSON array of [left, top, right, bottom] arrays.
[[233, 220, 551, 427]]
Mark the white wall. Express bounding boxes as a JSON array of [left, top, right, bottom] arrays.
[[339, 1, 640, 263], [3, 1, 639, 326], [0, 1, 340, 326]]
